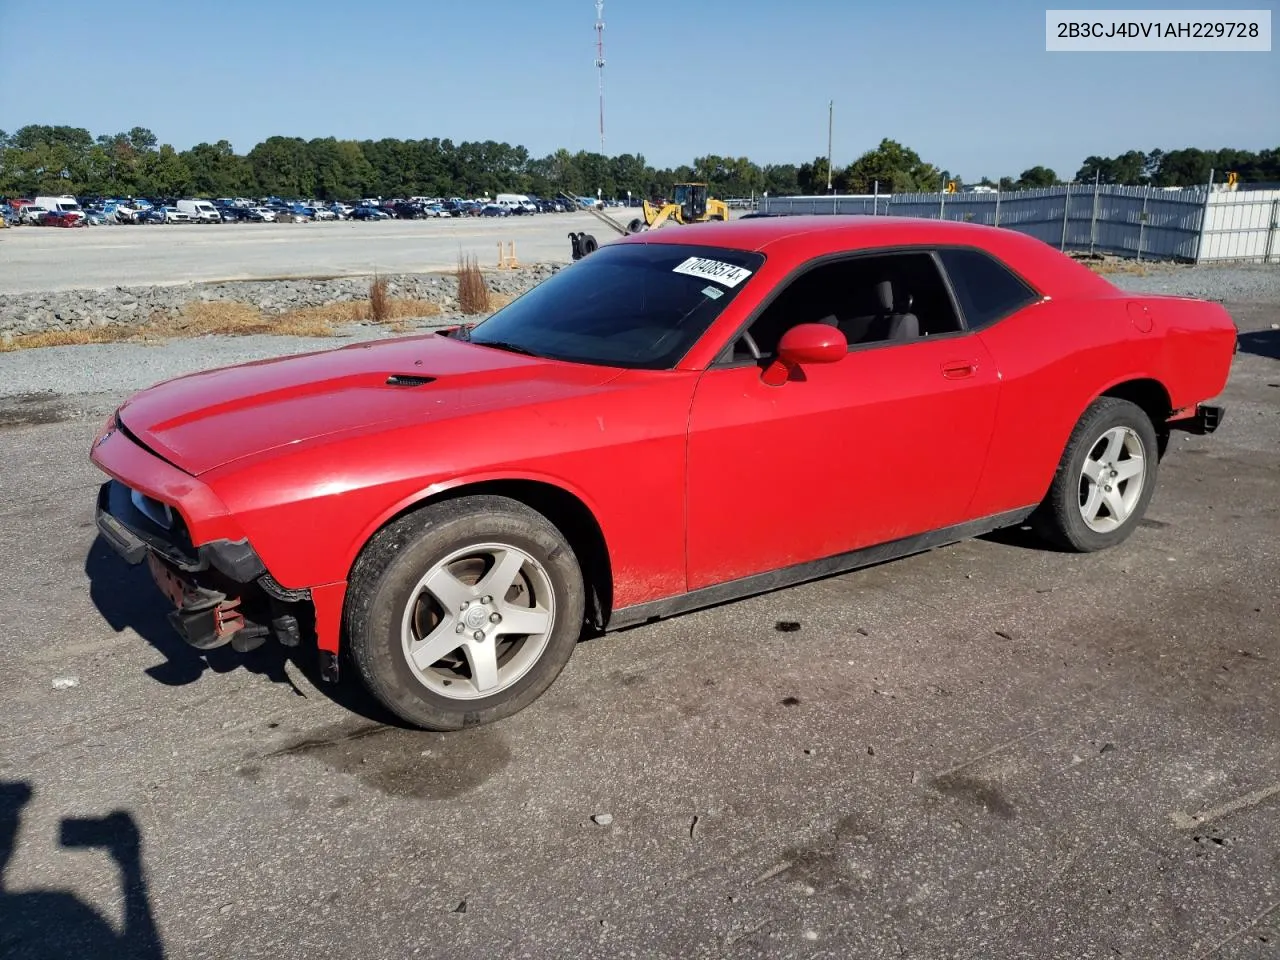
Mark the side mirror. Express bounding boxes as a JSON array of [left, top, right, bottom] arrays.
[[762, 323, 848, 386]]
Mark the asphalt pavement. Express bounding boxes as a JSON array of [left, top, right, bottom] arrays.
[[0, 304, 1276, 959]]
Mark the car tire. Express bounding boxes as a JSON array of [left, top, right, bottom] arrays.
[[1032, 397, 1158, 553], [580, 234, 599, 255], [346, 495, 586, 730]]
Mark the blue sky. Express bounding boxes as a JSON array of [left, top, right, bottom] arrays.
[[1, 0, 1276, 180]]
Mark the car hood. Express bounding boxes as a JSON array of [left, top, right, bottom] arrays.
[[117, 334, 622, 476]]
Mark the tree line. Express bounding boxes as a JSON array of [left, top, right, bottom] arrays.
[[1, 125, 1276, 201]]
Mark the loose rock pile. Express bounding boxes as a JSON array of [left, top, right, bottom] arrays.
[[0, 263, 563, 337]]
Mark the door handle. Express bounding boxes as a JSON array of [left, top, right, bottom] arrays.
[[941, 360, 979, 380]]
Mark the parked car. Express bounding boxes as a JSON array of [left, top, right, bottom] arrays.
[[389, 202, 424, 219], [87, 217, 1238, 731], [479, 203, 509, 217], [350, 206, 391, 220], [243, 207, 277, 222], [38, 209, 87, 227], [111, 203, 144, 224], [157, 206, 193, 223]]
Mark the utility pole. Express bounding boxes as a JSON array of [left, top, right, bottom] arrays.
[[826, 100, 834, 193], [595, 0, 606, 155]]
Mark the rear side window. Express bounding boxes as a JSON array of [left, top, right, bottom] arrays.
[[938, 248, 1038, 330]]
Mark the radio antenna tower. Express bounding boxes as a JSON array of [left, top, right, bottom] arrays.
[[594, 0, 606, 154]]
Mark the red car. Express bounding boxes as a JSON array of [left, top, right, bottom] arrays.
[[38, 210, 86, 227], [90, 217, 1236, 729]]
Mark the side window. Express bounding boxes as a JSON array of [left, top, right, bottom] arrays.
[[937, 248, 1038, 330], [735, 252, 963, 359]]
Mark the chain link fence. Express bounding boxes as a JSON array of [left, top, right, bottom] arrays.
[[758, 183, 1280, 263]]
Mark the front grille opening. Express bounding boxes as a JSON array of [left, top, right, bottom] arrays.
[[385, 374, 436, 387]]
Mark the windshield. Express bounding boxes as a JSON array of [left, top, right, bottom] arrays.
[[466, 243, 764, 369]]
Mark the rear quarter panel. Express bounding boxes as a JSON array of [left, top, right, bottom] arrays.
[[969, 291, 1236, 518]]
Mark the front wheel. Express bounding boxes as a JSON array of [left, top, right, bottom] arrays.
[[1032, 397, 1158, 552], [346, 496, 585, 730]]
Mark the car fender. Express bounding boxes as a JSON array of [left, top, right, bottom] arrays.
[[341, 467, 613, 581]]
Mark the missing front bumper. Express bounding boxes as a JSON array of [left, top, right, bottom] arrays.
[[94, 480, 305, 654], [146, 552, 248, 650]]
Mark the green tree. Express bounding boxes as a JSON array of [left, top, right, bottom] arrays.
[[248, 136, 313, 196], [1015, 166, 1058, 188], [797, 156, 832, 194], [137, 144, 192, 196], [763, 164, 800, 195], [128, 127, 158, 153], [1153, 148, 1210, 186], [182, 140, 253, 196], [842, 139, 943, 193]]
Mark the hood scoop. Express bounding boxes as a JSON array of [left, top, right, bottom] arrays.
[[385, 374, 436, 388]]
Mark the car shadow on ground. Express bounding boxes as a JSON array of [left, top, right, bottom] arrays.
[[83, 536, 407, 727], [1237, 329, 1278, 360], [0, 781, 165, 960], [978, 522, 1051, 551]]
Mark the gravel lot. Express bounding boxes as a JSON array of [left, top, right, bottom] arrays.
[[0, 213, 619, 294], [1103, 262, 1280, 303], [0, 264, 1277, 959]]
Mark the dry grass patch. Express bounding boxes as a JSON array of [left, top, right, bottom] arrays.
[[0, 326, 135, 352], [1, 295, 445, 352], [456, 254, 491, 314], [1090, 261, 1149, 277], [353, 298, 442, 321], [369, 274, 390, 321]]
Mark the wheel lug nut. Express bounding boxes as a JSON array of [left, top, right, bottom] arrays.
[[473, 630, 485, 641], [1104, 485, 1112, 492], [460, 601, 469, 611], [455, 623, 465, 634], [490, 612, 501, 623], [481, 595, 492, 604]]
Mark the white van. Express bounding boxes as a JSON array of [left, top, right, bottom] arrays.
[[495, 193, 535, 212], [34, 195, 84, 221], [177, 199, 222, 223]]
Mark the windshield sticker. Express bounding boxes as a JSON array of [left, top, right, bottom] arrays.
[[672, 256, 753, 288], [701, 285, 724, 300]]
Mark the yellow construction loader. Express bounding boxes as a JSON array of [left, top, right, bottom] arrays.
[[628, 183, 728, 232]]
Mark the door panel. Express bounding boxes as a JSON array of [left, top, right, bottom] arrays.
[[685, 336, 1000, 591]]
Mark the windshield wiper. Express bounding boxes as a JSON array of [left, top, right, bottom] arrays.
[[473, 339, 542, 358]]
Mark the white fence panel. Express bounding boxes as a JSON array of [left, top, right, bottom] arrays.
[[1199, 190, 1280, 262], [755, 183, 1280, 263]]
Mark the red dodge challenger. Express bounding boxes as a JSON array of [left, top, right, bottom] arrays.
[[90, 216, 1236, 729]]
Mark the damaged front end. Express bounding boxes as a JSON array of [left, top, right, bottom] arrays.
[[95, 480, 310, 654]]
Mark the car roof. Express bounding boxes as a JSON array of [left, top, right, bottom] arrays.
[[625, 215, 1115, 297]]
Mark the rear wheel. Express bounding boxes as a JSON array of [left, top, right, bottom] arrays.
[[346, 496, 585, 730], [1032, 397, 1158, 552]]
